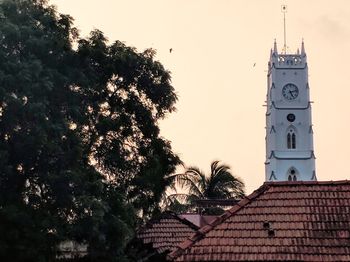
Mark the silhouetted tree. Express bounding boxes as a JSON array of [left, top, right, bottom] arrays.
[[0, 0, 179, 260]]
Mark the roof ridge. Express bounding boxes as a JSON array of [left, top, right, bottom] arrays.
[[167, 183, 271, 260], [264, 180, 350, 186], [138, 211, 198, 234]]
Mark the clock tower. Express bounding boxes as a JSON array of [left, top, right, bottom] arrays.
[[265, 41, 316, 182]]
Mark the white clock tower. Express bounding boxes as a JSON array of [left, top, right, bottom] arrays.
[[265, 41, 316, 182]]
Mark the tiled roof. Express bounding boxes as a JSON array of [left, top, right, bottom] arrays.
[[169, 181, 350, 261], [137, 211, 199, 254]]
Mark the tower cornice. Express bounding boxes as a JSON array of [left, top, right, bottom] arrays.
[[268, 150, 316, 160], [270, 101, 311, 110]]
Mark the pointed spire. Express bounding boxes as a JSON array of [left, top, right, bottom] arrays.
[[301, 39, 305, 56], [273, 39, 278, 54]]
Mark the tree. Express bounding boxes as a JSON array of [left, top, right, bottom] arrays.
[[168, 161, 245, 214], [0, 0, 179, 260], [75, 29, 181, 219]]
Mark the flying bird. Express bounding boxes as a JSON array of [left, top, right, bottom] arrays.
[[169, 48, 173, 53], [253, 63, 256, 67]]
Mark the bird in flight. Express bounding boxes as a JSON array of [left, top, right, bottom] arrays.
[[169, 48, 173, 53]]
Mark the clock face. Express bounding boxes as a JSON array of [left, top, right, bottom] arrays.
[[282, 83, 299, 100]]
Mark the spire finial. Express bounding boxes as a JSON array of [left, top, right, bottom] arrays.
[[273, 39, 278, 54], [301, 39, 305, 56], [281, 5, 287, 54]]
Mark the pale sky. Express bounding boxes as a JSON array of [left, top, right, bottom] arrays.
[[50, 0, 350, 194]]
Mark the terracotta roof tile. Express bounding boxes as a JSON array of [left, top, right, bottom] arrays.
[[137, 211, 198, 254], [168, 181, 350, 261]]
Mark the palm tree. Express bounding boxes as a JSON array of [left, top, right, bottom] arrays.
[[167, 161, 245, 213]]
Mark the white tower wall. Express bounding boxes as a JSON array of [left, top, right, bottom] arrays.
[[265, 41, 316, 182]]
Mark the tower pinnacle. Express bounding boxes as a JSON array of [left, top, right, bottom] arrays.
[[301, 40, 306, 56], [273, 39, 278, 54]]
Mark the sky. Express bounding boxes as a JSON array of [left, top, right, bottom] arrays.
[[50, 0, 350, 194]]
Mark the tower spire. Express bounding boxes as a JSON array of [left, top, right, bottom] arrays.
[[281, 5, 287, 54]]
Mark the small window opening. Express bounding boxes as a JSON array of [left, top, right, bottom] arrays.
[[263, 221, 270, 229], [288, 169, 297, 181], [287, 168, 298, 181], [287, 133, 291, 149], [288, 174, 297, 181]]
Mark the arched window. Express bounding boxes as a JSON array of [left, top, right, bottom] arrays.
[[287, 133, 291, 148], [287, 129, 296, 149], [288, 174, 297, 181], [287, 168, 298, 181]]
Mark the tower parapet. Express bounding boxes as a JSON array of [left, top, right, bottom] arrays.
[[269, 42, 306, 68]]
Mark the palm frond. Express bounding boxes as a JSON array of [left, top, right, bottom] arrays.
[[164, 173, 178, 192], [174, 168, 204, 198], [166, 193, 191, 203], [206, 161, 245, 199]]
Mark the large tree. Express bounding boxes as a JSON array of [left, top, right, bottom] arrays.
[[0, 0, 179, 261]]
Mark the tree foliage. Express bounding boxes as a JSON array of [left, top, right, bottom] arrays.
[[168, 161, 245, 214], [0, 0, 180, 260]]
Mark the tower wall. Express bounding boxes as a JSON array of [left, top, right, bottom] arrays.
[[265, 42, 316, 181]]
